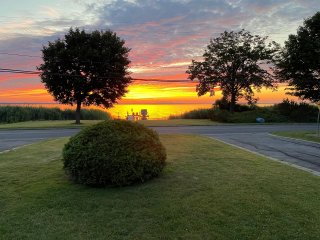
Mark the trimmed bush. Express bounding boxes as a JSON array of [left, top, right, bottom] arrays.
[[63, 120, 166, 187]]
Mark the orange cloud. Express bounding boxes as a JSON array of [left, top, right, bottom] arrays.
[[0, 76, 297, 105], [0, 73, 36, 82], [0, 88, 52, 102]]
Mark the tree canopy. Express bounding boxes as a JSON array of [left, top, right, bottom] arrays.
[[275, 12, 320, 103], [38, 28, 131, 123], [187, 30, 279, 112]]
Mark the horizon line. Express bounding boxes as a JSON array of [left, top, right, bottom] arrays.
[[0, 102, 280, 105]]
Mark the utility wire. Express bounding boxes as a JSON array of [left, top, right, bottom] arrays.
[[0, 67, 192, 83], [0, 52, 193, 69], [0, 52, 40, 58]]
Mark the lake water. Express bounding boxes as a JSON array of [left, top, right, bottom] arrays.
[[0, 103, 214, 119]]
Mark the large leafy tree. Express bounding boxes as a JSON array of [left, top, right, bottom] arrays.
[[187, 30, 279, 112], [275, 12, 320, 103], [38, 28, 131, 124]]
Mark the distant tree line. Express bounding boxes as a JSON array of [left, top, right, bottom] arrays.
[[169, 99, 318, 123]]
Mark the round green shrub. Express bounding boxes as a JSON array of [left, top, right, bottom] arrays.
[[63, 120, 166, 187]]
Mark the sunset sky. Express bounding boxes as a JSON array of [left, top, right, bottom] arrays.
[[0, 0, 319, 104]]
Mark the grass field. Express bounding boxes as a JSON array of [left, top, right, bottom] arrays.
[[0, 119, 218, 129], [1, 135, 319, 239], [0, 120, 103, 129], [140, 119, 218, 127], [273, 131, 320, 143]]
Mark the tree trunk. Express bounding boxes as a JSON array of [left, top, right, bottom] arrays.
[[229, 93, 236, 113], [75, 101, 81, 124]]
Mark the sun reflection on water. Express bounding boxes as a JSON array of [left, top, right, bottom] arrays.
[[108, 104, 213, 119]]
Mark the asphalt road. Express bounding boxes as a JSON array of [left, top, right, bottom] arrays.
[[207, 132, 320, 174], [153, 124, 317, 135], [0, 124, 319, 174], [0, 129, 78, 152]]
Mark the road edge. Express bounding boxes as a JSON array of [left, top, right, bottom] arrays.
[[269, 133, 320, 145], [208, 136, 320, 177]]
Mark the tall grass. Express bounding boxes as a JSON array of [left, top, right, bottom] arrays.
[[0, 106, 111, 123], [169, 100, 318, 123], [169, 108, 214, 119], [273, 99, 318, 122]]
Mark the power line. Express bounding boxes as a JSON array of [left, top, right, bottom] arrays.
[[131, 78, 191, 83], [0, 52, 193, 69], [0, 68, 37, 74], [0, 15, 299, 33], [0, 67, 192, 83], [0, 52, 40, 58]]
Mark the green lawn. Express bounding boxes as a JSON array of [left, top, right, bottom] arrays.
[[139, 119, 218, 127], [0, 120, 103, 129], [273, 131, 320, 143], [1, 135, 320, 239], [0, 119, 217, 129]]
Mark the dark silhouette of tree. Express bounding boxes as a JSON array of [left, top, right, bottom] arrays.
[[275, 12, 320, 103], [38, 28, 131, 124], [187, 30, 279, 112]]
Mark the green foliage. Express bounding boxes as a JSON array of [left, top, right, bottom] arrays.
[[38, 28, 131, 123], [275, 12, 320, 102], [274, 99, 318, 122], [214, 98, 255, 112], [63, 120, 166, 187], [211, 107, 287, 123], [187, 29, 280, 112], [0, 106, 110, 123], [170, 99, 318, 123], [169, 108, 214, 119], [79, 109, 110, 120], [210, 109, 233, 122]]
